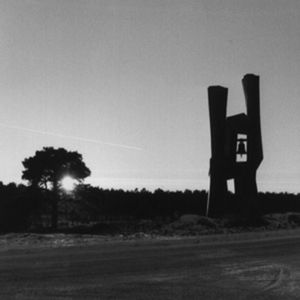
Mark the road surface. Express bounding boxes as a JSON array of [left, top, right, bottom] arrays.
[[0, 235, 300, 299]]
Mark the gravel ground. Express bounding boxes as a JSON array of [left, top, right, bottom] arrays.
[[1, 231, 300, 299]]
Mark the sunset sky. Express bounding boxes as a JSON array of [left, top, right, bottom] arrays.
[[1, 0, 300, 192]]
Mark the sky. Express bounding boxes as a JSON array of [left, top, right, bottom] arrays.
[[0, 0, 300, 192]]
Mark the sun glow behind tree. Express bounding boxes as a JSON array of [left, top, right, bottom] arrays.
[[60, 176, 77, 192], [22, 147, 91, 229]]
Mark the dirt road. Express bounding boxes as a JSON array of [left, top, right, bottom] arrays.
[[1, 235, 300, 299]]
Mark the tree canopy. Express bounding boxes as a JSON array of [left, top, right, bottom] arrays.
[[22, 147, 91, 189], [22, 147, 91, 229]]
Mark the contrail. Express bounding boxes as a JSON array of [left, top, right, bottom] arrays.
[[0, 123, 142, 151]]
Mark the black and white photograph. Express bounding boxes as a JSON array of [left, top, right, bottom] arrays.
[[0, 0, 300, 299]]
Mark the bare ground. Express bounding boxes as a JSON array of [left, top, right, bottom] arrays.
[[1, 231, 300, 299], [1, 213, 300, 299]]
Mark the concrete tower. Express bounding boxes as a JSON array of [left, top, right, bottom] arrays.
[[207, 74, 263, 216]]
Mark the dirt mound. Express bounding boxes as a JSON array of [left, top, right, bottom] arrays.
[[161, 215, 220, 236], [262, 213, 300, 229]]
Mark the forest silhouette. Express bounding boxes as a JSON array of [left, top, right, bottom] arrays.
[[1, 181, 300, 233], [0, 147, 299, 232]]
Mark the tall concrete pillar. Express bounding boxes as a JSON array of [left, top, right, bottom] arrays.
[[241, 74, 263, 206], [207, 86, 228, 216], [242, 74, 263, 169]]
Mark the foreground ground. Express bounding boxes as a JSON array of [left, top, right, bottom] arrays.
[[1, 231, 300, 299]]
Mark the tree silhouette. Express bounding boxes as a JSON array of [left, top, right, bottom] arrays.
[[22, 147, 91, 229]]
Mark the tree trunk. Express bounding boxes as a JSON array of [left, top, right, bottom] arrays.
[[51, 180, 59, 230]]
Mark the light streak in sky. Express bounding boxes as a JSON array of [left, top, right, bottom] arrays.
[[0, 123, 142, 151]]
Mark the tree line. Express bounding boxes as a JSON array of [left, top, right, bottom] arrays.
[[0, 181, 300, 232], [0, 146, 298, 232]]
